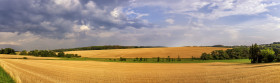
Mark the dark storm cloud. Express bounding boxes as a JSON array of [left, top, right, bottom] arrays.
[[0, 0, 150, 38]]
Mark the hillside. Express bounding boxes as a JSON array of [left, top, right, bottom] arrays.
[[65, 47, 230, 58]]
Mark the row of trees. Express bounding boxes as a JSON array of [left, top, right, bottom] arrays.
[[0, 48, 16, 54], [52, 45, 163, 52], [200, 46, 250, 60], [19, 50, 81, 58], [201, 44, 280, 63], [114, 56, 183, 62], [132, 56, 182, 62]]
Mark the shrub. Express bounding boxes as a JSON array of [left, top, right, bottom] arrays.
[[167, 56, 170, 62], [134, 57, 139, 61], [23, 57, 28, 59], [119, 57, 126, 61], [177, 56, 181, 61]]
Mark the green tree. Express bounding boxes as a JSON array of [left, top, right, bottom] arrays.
[[249, 44, 261, 63], [261, 48, 275, 63], [201, 53, 208, 60], [57, 52, 65, 57], [167, 56, 170, 62]]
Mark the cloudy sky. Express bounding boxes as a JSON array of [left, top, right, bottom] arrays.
[[1, 0, 280, 50]]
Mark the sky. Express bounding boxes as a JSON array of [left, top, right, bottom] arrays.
[[1, 0, 280, 50]]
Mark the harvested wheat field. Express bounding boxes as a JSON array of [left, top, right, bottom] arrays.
[[1, 58, 280, 83], [0, 54, 59, 60], [65, 47, 230, 58]]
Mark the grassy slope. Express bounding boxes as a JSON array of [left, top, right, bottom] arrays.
[[0, 66, 15, 83]]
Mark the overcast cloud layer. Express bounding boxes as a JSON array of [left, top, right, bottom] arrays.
[[1, 0, 280, 50]]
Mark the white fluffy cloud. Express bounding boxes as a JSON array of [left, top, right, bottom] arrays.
[[165, 19, 174, 24], [80, 25, 90, 31]]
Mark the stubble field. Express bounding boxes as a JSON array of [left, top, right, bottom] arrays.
[[65, 47, 230, 58], [1, 58, 280, 83]]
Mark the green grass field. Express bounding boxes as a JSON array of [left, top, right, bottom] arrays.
[[0, 66, 15, 83], [58, 57, 251, 63]]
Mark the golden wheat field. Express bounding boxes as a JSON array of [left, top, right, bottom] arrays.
[[1, 55, 280, 83], [65, 47, 230, 58], [0, 54, 59, 60], [1, 47, 279, 83]]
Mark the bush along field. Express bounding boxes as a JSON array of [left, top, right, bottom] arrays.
[[19, 50, 81, 58], [0, 66, 15, 83], [200, 43, 280, 63]]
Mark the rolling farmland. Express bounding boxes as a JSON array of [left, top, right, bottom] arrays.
[[1, 0, 278, 83], [65, 47, 230, 58], [0, 47, 279, 83], [1, 58, 280, 83]]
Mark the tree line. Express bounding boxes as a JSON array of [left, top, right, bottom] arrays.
[[0, 48, 16, 54], [112, 56, 182, 62], [52, 45, 163, 52], [20, 50, 81, 58], [201, 44, 280, 63], [200, 46, 249, 60]]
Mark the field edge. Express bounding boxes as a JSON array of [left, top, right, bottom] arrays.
[[0, 64, 15, 83]]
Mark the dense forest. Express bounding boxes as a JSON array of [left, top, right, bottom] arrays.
[[52, 45, 163, 52]]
